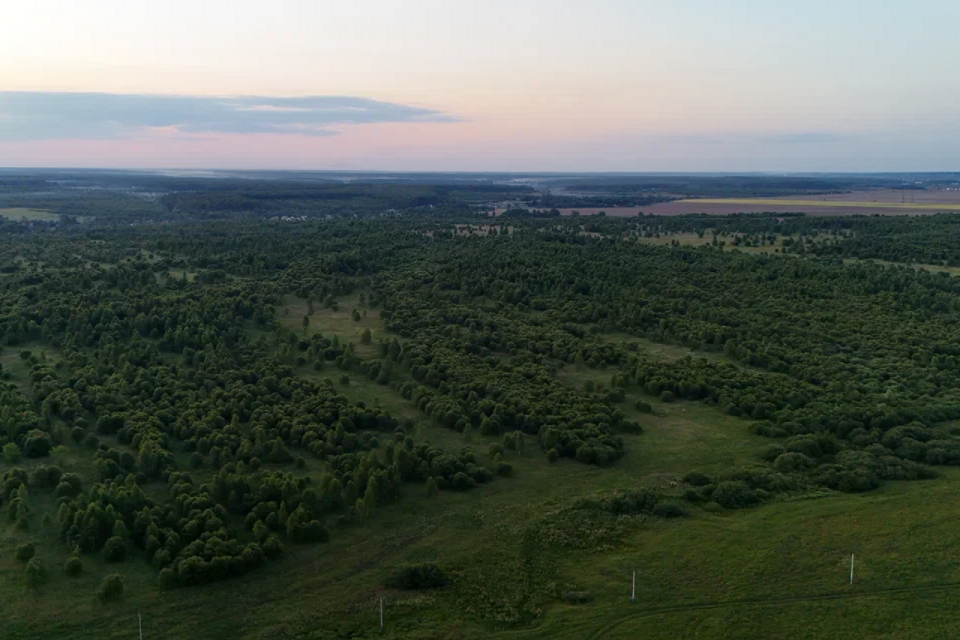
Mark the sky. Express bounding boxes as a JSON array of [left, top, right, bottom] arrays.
[[0, 0, 958, 172]]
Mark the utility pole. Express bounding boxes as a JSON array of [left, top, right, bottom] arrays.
[[631, 571, 636, 602], [849, 553, 855, 585]]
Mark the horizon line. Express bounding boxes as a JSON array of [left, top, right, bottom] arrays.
[[1, 166, 958, 177]]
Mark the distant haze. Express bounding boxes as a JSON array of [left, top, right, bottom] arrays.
[[1, 0, 958, 171]]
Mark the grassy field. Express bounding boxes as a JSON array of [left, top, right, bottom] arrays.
[[279, 293, 383, 359], [7, 306, 960, 639], [0, 344, 62, 392], [0, 208, 60, 222], [635, 231, 790, 254], [844, 257, 960, 277]]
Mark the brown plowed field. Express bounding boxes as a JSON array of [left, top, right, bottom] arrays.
[[496, 190, 960, 217]]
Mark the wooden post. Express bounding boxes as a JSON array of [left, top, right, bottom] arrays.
[[631, 571, 636, 602], [379, 597, 384, 632], [849, 553, 855, 585]]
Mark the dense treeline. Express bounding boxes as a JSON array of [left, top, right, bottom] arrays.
[[0, 171, 535, 221], [160, 183, 534, 217]]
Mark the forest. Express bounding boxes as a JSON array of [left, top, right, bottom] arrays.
[[6, 169, 950, 222], [6, 205, 960, 638]]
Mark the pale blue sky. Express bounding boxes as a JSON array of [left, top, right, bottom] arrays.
[[0, 0, 957, 171]]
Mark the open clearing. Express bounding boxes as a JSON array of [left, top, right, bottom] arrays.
[[634, 231, 788, 254], [0, 207, 60, 221]]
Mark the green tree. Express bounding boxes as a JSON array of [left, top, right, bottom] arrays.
[[103, 536, 127, 562], [64, 556, 83, 577], [15, 542, 35, 562], [97, 574, 125, 602], [26, 557, 46, 587], [3, 443, 19, 463], [158, 567, 177, 590]]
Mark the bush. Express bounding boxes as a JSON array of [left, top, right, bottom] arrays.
[[546, 448, 559, 463], [751, 422, 788, 438], [425, 476, 439, 497], [64, 556, 83, 577], [15, 542, 35, 562], [97, 574, 124, 602], [682, 471, 714, 487], [495, 461, 513, 477], [30, 464, 63, 488], [22, 430, 53, 458], [3, 443, 20, 463], [386, 563, 448, 590], [55, 475, 82, 499], [617, 421, 643, 435], [293, 520, 330, 544], [450, 472, 477, 491], [262, 535, 284, 559], [785, 435, 823, 459], [774, 452, 815, 473], [652, 502, 688, 518], [26, 557, 46, 587], [561, 590, 593, 604], [634, 400, 653, 413], [659, 390, 675, 403], [103, 536, 127, 562], [579, 489, 660, 515], [158, 567, 177, 590], [761, 445, 786, 462], [711, 481, 759, 509]]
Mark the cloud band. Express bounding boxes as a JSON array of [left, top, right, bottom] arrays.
[[0, 92, 454, 140]]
